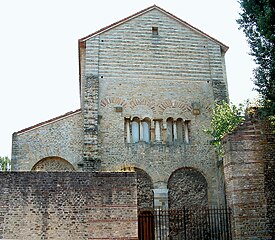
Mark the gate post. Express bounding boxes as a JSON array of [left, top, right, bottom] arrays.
[[153, 188, 168, 209], [153, 188, 169, 239]]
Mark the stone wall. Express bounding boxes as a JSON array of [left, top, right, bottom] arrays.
[[223, 120, 275, 239], [168, 167, 208, 209], [12, 110, 83, 171], [135, 168, 154, 210], [80, 8, 229, 206], [0, 172, 138, 240]]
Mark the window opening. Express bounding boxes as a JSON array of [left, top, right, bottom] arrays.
[[166, 118, 174, 143], [155, 120, 161, 142], [132, 118, 140, 143], [142, 121, 150, 143], [184, 120, 190, 143], [152, 27, 158, 35], [176, 119, 183, 141], [167, 118, 186, 143]]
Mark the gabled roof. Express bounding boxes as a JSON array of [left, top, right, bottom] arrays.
[[79, 5, 229, 52], [15, 109, 81, 135]]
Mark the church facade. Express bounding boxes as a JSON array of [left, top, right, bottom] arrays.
[[12, 5, 229, 209]]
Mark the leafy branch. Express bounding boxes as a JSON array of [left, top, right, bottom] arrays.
[[0, 156, 11, 171], [204, 101, 245, 156]]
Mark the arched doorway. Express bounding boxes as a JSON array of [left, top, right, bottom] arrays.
[[32, 157, 75, 171], [168, 167, 208, 209], [134, 168, 154, 240], [168, 168, 208, 239]]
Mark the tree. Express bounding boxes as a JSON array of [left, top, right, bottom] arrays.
[[237, 0, 275, 117], [204, 101, 245, 156], [0, 156, 11, 171]]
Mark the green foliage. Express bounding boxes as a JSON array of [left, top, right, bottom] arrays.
[[205, 101, 245, 155], [237, 0, 275, 117], [0, 156, 11, 171]]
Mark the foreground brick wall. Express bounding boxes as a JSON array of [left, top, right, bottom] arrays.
[[223, 120, 275, 239], [0, 172, 138, 240]]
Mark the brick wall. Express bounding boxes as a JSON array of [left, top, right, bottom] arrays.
[[0, 172, 138, 240], [223, 120, 275, 239]]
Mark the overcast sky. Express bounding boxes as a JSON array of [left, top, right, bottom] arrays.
[[0, 0, 257, 158]]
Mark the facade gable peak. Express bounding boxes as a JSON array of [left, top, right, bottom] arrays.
[[79, 5, 228, 52]]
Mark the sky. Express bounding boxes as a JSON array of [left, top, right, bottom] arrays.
[[0, 0, 258, 158]]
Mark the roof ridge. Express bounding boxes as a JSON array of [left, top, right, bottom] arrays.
[[79, 5, 156, 42], [79, 5, 228, 51], [15, 109, 81, 135]]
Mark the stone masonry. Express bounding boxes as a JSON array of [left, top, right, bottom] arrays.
[[78, 6, 229, 208], [12, 6, 229, 211], [9, 5, 275, 238]]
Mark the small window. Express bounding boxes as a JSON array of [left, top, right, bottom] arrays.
[[152, 27, 158, 35]]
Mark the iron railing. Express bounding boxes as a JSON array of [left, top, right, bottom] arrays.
[[138, 207, 232, 240]]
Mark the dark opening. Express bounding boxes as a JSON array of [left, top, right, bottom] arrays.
[[152, 27, 158, 35]]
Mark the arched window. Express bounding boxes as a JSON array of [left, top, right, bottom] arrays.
[[166, 118, 174, 143], [184, 120, 190, 143], [132, 118, 140, 143], [125, 117, 151, 143], [166, 118, 185, 143], [176, 118, 183, 141], [142, 119, 150, 143]]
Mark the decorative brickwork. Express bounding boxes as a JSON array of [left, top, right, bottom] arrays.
[[0, 172, 138, 240]]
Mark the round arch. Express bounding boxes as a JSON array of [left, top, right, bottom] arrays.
[[168, 167, 208, 209], [31, 156, 75, 172]]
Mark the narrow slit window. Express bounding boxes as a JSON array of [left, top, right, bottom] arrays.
[[152, 27, 158, 35]]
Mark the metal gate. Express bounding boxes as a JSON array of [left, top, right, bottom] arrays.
[[138, 207, 232, 240]]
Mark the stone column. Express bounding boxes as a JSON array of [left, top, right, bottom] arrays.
[[153, 187, 169, 239], [153, 188, 168, 209], [126, 119, 131, 143]]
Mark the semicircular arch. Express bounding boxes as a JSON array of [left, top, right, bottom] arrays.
[[32, 156, 75, 172]]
